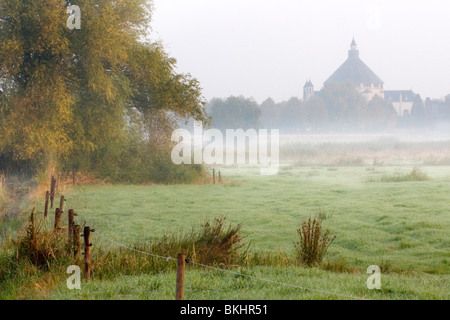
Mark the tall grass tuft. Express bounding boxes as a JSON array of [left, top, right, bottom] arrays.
[[16, 210, 70, 268], [321, 258, 359, 273], [294, 217, 336, 267], [149, 217, 247, 266], [380, 167, 430, 182]]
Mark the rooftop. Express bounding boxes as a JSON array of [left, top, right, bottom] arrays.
[[324, 39, 384, 86]]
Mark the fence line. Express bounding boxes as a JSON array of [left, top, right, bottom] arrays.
[[189, 260, 368, 300], [46, 196, 368, 300], [93, 229, 369, 301], [97, 233, 176, 262]]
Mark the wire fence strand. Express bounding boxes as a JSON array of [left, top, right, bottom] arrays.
[[97, 232, 176, 262], [91, 228, 369, 301], [59, 208, 370, 301]]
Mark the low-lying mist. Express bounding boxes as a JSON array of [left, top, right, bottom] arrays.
[[279, 132, 450, 167]]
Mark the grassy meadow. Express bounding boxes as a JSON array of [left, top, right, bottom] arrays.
[[57, 166, 450, 273], [1, 140, 450, 300]]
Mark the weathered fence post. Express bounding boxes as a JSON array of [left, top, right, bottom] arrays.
[[50, 175, 57, 209], [54, 208, 63, 231], [59, 195, 65, 213], [218, 171, 221, 184], [83, 226, 91, 280], [44, 191, 50, 218], [176, 253, 186, 300], [212, 169, 216, 185], [68, 209, 75, 244], [30, 208, 36, 246], [73, 225, 81, 257]]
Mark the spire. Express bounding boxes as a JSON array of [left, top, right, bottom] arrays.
[[303, 79, 314, 88], [348, 37, 359, 59], [351, 37, 357, 50]]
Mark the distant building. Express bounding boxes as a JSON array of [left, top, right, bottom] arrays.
[[384, 90, 416, 117], [324, 38, 384, 101], [303, 38, 425, 117], [303, 79, 314, 101], [425, 96, 450, 119]]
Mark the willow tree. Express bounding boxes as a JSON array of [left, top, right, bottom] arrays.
[[0, 0, 206, 177]]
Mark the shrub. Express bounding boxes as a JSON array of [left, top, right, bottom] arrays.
[[294, 217, 336, 267]]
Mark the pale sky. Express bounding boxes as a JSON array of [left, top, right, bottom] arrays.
[[151, 0, 450, 103]]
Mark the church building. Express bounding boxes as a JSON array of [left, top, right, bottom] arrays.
[[303, 38, 418, 117], [304, 38, 384, 101]]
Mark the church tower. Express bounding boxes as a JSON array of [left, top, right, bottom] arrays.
[[303, 79, 314, 101]]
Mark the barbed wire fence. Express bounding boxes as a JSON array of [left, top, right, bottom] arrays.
[[96, 230, 369, 300], [36, 174, 370, 301], [72, 210, 369, 301]]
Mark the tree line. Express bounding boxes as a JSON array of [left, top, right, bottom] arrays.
[[208, 81, 430, 132]]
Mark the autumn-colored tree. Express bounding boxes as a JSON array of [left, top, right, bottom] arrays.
[[0, 0, 206, 178]]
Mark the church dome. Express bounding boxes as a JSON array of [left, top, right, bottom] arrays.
[[324, 39, 383, 86]]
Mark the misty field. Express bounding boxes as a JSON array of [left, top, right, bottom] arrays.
[[9, 164, 446, 300]]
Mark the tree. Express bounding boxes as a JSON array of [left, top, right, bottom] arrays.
[[260, 97, 279, 129], [364, 96, 397, 130], [208, 96, 261, 131], [0, 0, 207, 176], [318, 81, 367, 130], [0, 0, 75, 161], [410, 94, 427, 127], [306, 97, 328, 131], [277, 97, 308, 131]]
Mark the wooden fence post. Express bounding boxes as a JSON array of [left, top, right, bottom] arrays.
[[84, 226, 91, 280], [44, 191, 50, 218], [54, 208, 63, 231], [68, 209, 75, 244], [218, 171, 221, 184], [73, 225, 81, 257], [176, 253, 186, 300], [50, 175, 55, 209], [212, 169, 216, 185], [59, 195, 65, 213], [30, 208, 36, 246]]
